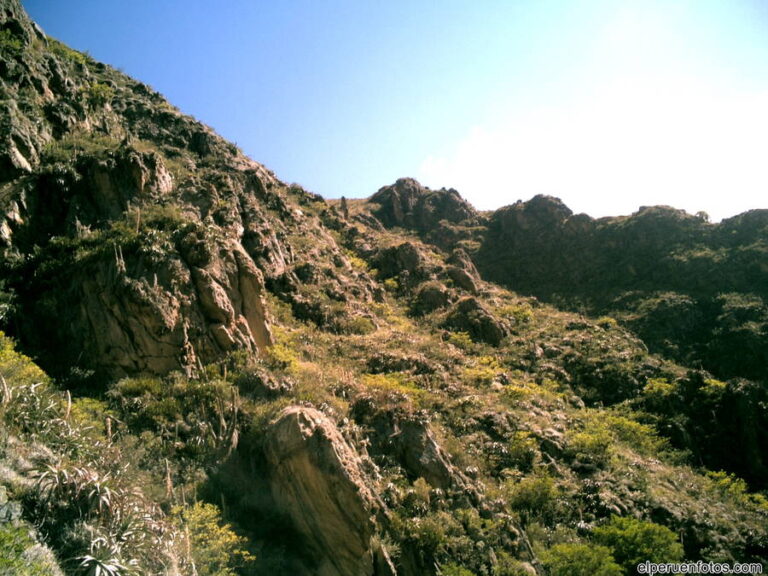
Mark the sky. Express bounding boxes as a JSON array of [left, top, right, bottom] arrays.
[[22, 0, 768, 221]]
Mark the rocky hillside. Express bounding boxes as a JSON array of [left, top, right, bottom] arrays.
[[366, 180, 768, 383], [1, 1, 767, 575], [474, 196, 768, 382]]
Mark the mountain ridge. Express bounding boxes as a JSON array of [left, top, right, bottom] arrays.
[[1, 1, 767, 574]]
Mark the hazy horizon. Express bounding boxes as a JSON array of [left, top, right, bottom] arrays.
[[23, 0, 768, 222]]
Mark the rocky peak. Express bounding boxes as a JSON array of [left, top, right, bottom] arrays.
[[491, 194, 575, 234], [369, 177, 477, 233]]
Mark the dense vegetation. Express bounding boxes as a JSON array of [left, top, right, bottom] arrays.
[[1, 1, 766, 574]]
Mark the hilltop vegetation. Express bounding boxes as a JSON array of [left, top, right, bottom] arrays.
[[1, 1, 766, 574]]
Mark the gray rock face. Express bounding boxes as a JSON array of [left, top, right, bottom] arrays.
[[393, 419, 472, 492], [446, 266, 478, 294], [264, 406, 386, 576], [447, 247, 481, 289], [350, 400, 473, 495], [4, 144, 274, 378], [375, 242, 428, 282]]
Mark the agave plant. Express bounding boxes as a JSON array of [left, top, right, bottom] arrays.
[[34, 463, 123, 524], [76, 535, 137, 576]]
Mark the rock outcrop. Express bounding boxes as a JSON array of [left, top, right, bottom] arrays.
[[351, 400, 474, 495], [264, 406, 395, 576], [0, 2, 289, 378], [443, 297, 509, 346], [374, 241, 430, 287], [4, 143, 275, 377], [410, 281, 451, 315], [369, 178, 477, 234]]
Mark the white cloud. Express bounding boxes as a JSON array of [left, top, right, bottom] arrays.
[[418, 77, 768, 221]]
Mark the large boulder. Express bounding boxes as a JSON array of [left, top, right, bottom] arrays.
[[410, 281, 451, 316], [374, 241, 433, 292], [264, 406, 395, 576], [443, 297, 509, 346]]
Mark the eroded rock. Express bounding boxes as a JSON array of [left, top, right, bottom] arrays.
[[370, 178, 476, 233], [264, 406, 389, 576]]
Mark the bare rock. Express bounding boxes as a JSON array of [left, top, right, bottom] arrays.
[[447, 247, 480, 278], [17, 228, 272, 378], [446, 248, 481, 293], [370, 178, 477, 233], [235, 368, 293, 398], [264, 406, 385, 576], [375, 241, 428, 281], [351, 403, 472, 495], [446, 266, 478, 294], [395, 418, 471, 492]]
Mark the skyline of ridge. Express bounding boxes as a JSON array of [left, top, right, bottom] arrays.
[[22, 0, 768, 222]]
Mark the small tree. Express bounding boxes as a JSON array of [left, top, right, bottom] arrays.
[[541, 543, 622, 576], [173, 502, 254, 576], [592, 516, 683, 573]]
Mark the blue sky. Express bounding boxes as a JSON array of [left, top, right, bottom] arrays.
[[23, 1, 768, 220]]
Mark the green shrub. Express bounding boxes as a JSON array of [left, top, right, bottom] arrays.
[[84, 82, 114, 108], [592, 516, 683, 573], [265, 341, 298, 372], [506, 431, 537, 472], [403, 477, 432, 515], [172, 502, 254, 576], [602, 412, 666, 455], [0, 29, 23, 58], [505, 472, 559, 525], [706, 470, 768, 510], [338, 315, 377, 335], [462, 355, 503, 386], [383, 277, 399, 293], [49, 38, 88, 65], [447, 331, 474, 352], [110, 377, 162, 398], [596, 316, 618, 329], [347, 254, 369, 272], [641, 377, 676, 407], [0, 523, 59, 575], [440, 563, 476, 576], [362, 372, 426, 406], [541, 543, 622, 576], [565, 425, 612, 468], [41, 131, 120, 164], [496, 304, 534, 324]]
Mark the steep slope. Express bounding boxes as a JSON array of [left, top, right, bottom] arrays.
[[358, 183, 768, 488], [364, 183, 768, 385], [0, 0, 286, 380], [1, 2, 767, 576]]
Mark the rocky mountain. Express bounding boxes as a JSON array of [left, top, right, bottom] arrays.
[[1, 1, 767, 575], [473, 196, 768, 382]]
